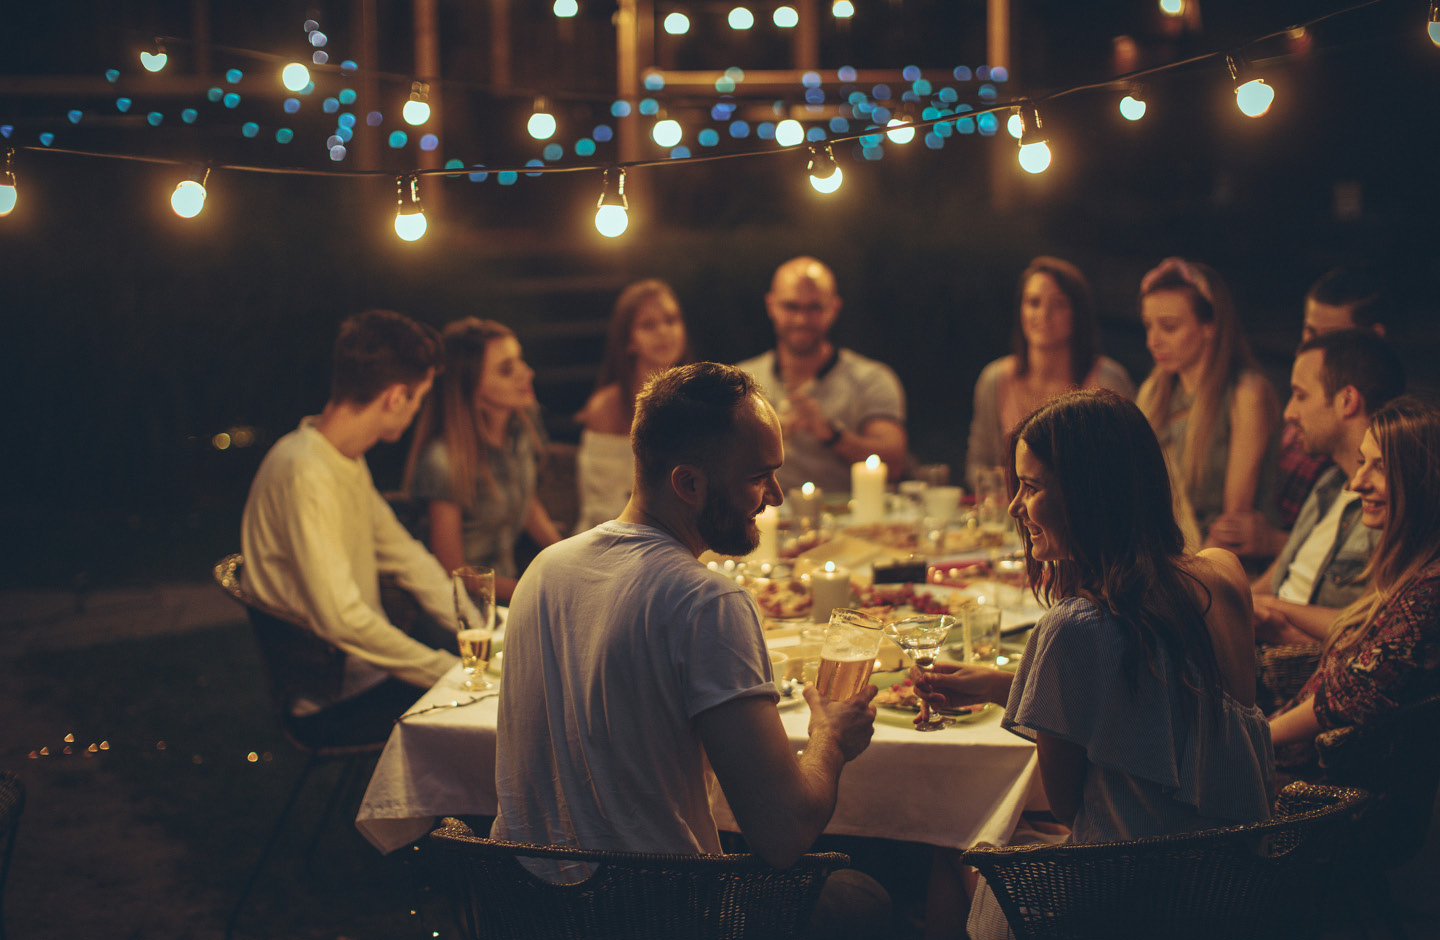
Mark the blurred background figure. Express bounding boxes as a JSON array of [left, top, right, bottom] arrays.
[[1136, 257, 1279, 550], [573, 279, 693, 533], [403, 318, 563, 602], [965, 256, 1134, 489]]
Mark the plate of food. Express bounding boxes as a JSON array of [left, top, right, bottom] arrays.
[[745, 576, 813, 621], [872, 679, 994, 724]]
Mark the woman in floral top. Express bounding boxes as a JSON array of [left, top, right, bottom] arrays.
[[1270, 396, 1440, 770]]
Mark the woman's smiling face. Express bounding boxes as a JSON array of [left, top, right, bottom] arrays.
[[1009, 439, 1070, 562]]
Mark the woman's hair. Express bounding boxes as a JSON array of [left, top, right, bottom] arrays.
[[402, 317, 537, 511], [1325, 395, 1440, 651], [595, 279, 693, 422], [1012, 256, 1099, 385], [1135, 257, 1260, 496], [1012, 388, 1223, 700]]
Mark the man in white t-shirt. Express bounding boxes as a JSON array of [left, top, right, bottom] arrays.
[[493, 363, 883, 923], [241, 310, 459, 742], [1251, 329, 1404, 645]]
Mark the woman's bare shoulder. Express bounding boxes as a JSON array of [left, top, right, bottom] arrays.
[[577, 384, 629, 433], [1187, 548, 1251, 609]]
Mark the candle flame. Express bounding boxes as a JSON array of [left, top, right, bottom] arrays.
[[801, 481, 815, 496], [865, 454, 880, 470], [824, 561, 836, 573]]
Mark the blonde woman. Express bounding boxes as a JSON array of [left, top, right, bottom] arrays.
[[404, 318, 563, 602], [1137, 257, 1279, 548]]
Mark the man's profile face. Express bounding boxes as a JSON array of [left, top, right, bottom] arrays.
[[766, 271, 840, 358], [1301, 298, 1359, 344], [696, 398, 784, 556], [1282, 350, 1343, 459]]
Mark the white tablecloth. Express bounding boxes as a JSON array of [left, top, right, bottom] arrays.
[[356, 665, 1045, 855]]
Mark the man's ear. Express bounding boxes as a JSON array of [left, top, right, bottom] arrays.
[[378, 382, 411, 413], [1336, 385, 1363, 420], [670, 463, 705, 509]]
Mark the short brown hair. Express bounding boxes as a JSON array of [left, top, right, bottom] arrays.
[[330, 309, 442, 405], [632, 362, 758, 489]]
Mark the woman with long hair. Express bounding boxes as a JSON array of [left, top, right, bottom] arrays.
[[573, 279, 692, 531], [1136, 257, 1279, 548], [965, 256, 1134, 488], [1269, 396, 1440, 770], [404, 317, 563, 602], [915, 389, 1274, 940]]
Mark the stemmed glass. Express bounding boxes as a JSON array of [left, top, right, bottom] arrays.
[[883, 614, 957, 731], [453, 565, 496, 692]]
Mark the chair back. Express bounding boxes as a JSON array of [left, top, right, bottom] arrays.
[[0, 771, 25, 940], [212, 554, 347, 742], [961, 782, 1370, 940], [427, 817, 848, 940], [1315, 691, 1440, 862]]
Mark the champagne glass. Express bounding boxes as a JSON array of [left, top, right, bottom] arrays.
[[883, 614, 957, 731], [453, 565, 495, 692]]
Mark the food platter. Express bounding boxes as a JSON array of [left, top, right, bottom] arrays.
[[852, 583, 1046, 637]]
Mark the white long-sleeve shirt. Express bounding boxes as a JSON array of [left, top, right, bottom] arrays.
[[241, 419, 458, 711]]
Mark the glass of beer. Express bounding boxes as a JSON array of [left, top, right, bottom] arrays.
[[816, 608, 884, 701], [453, 565, 496, 691]]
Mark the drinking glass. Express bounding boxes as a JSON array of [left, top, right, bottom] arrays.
[[453, 565, 496, 692], [884, 614, 957, 731], [975, 466, 1009, 538], [962, 604, 1003, 666], [816, 608, 884, 701], [795, 626, 826, 685]]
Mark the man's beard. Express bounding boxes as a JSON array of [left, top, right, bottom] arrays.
[[698, 488, 759, 557]]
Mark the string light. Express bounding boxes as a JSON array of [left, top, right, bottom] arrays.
[[728, 7, 755, 30], [774, 119, 805, 147], [1428, 0, 1440, 46], [527, 96, 557, 140], [140, 39, 168, 73], [1227, 53, 1274, 118], [652, 115, 682, 147], [553, 0, 579, 16], [593, 166, 628, 237], [885, 115, 916, 145], [807, 143, 843, 193], [170, 167, 210, 218], [1159, 0, 1185, 17], [774, 6, 799, 28], [1015, 100, 1051, 174], [0, 149, 17, 217], [393, 174, 427, 241], [832, 1, 855, 18], [402, 82, 431, 126], [663, 12, 690, 34], [1119, 85, 1148, 121], [280, 62, 311, 92]]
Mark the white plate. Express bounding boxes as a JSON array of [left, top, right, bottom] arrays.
[[776, 688, 806, 709]]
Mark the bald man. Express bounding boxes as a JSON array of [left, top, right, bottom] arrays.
[[737, 257, 908, 492]]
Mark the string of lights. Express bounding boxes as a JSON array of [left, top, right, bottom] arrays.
[[0, 0, 1430, 234]]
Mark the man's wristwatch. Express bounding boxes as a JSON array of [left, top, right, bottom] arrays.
[[819, 420, 843, 447]]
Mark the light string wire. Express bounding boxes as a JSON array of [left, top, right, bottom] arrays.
[[0, 0, 1405, 184]]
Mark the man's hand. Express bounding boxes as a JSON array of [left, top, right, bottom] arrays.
[[1207, 509, 1286, 559], [781, 387, 831, 441], [910, 662, 1012, 709], [803, 683, 877, 762]]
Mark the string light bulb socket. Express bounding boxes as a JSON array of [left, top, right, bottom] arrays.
[[594, 166, 629, 238], [0, 149, 17, 217], [1227, 52, 1274, 118], [402, 82, 431, 126], [807, 143, 843, 193], [1016, 100, 1052, 174], [393, 174, 428, 241], [527, 96, 557, 140], [140, 38, 168, 73], [170, 166, 210, 218]]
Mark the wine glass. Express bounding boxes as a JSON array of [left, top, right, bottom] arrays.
[[883, 614, 957, 731], [453, 565, 496, 692]]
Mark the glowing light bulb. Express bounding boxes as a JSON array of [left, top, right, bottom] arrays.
[[807, 144, 843, 193], [170, 179, 207, 218], [594, 167, 629, 238], [1234, 79, 1274, 118], [832, 1, 855, 17], [728, 7, 754, 29], [140, 43, 168, 72], [1006, 112, 1023, 139], [652, 118, 682, 147], [1119, 94, 1147, 121], [774, 6, 799, 27], [403, 99, 430, 126], [281, 63, 311, 92], [1159, 0, 1184, 16], [528, 98, 557, 139], [775, 119, 805, 147], [1430, 0, 1440, 47], [885, 117, 915, 144], [1018, 141, 1052, 174], [394, 174, 427, 241], [664, 12, 690, 34], [0, 183, 15, 217], [553, 0, 579, 16]]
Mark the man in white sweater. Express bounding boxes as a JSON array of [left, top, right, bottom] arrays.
[[242, 309, 458, 739]]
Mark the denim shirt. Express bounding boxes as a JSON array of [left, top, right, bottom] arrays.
[[1270, 466, 1378, 608]]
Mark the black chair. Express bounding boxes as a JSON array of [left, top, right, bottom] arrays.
[[961, 782, 1370, 940], [0, 772, 25, 940], [213, 553, 391, 940], [427, 817, 849, 940]]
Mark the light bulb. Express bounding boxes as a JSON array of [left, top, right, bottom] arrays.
[[1234, 79, 1274, 118], [728, 7, 754, 30], [281, 63, 311, 93], [652, 118, 682, 147], [1430, 0, 1440, 46], [807, 144, 843, 193], [528, 98, 557, 140], [140, 42, 168, 73], [403, 99, 430, 125], [594, 167, 629, 238], [553, 0, 579, 16], [0, 183, 15, 217], [832, 0, 855, 17], [171, 179, 207, 218], [394, 174, 427, 241], [664, 12, 690, 34], [885, 117, 915, 145], [1018, 141, 1052, 174], [775, 119, 805, 147], [774, 5, 798, 28], [1006, 112, 1023, 139], [1159, 0, 1184, 16], [1119, 94, 1147, 121]]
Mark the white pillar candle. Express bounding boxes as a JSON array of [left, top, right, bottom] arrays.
[[851, 454, 887, 524], [788, 482, 824, 529], [751, 504, 779, 562], [808, 561, 851, 623]]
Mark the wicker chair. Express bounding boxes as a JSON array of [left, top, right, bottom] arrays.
[[960, 782, 1370, 940], [427, 817, 850, 940], [213, 553, 390, 940], [0, 772, 25, 940]]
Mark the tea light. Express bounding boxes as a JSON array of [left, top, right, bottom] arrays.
[[809, 561, 851, 623], [851, 455, 887, 524], [751, 504, 779, 562]]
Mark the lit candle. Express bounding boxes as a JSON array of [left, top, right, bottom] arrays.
[[788, 481, 823, 530], [808, 561, 851, 623], [751, 504, 779, 562], [851, 454, 887, 524]]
